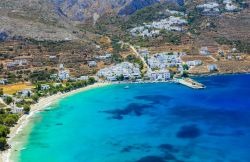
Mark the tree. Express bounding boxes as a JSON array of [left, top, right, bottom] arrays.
[[23, 105, 31, 114], [88, 77, 96, 84], [0, 109, 5, 114], [116, 74, 124, 81], [4, 96, 13, 105], [0, 88, 3, 96], [36, 84, 41, 91], [182, 64, 189, 70], [32, 94, 39, 102], [0, 125, 10, 137], [3, 116, 16, 127], [182, 71, 189, 78], [0, 137, 7, 150]]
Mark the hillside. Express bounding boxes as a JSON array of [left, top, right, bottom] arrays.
[[53, 0, 184, 22], [0, 0, 249, 82], [90, 0, 250, 52]]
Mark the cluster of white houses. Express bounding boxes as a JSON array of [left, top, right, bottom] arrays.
[[145, 52, 187, 81], [147, 52, 185, 70], [147, 70, 171, 81], [6, 59, 28, 69], [223, 0, 239, 11], [196, 0, 241, 14], [130, 10, 187, 37], [97, 62, 141, 81], [197, 2, 220, 14]]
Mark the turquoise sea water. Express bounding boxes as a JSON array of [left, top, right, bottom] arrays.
[[12, 74, 250, 162]]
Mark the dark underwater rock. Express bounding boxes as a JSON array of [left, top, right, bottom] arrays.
[[136, 156, 165, 162], [135, 95, 172, 104], [101, 103, 154, 120], [158, 144, 176, 152], [176, 124, 201, 139]]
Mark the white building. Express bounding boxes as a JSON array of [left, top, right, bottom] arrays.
[[41, 84, 50, 90], [58, 70, 70, 80], [225, 3, 238, 11], [97, 62, 141, 81], [147, 52, 183, 70], [148, 70, 171, 81], [95, 53, 112, 60], [78, 76, 89, 81], [12, 107, 23, 114], [200, 47, 211, 55], [18, 89, 32, 97], [59, 64, 64, 69], [186, 60, 202, 66], [208, 64, 218, 72], [0, 79, 8, 85], [88, 61, 97, 67], [197, 2, 220, 13]]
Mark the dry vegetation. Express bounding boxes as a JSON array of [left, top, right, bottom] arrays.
[[0, 82, 34, 94]]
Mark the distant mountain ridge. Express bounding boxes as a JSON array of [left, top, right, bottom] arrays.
[[0, 0, 184, 40], [52, 0, 184, 21]]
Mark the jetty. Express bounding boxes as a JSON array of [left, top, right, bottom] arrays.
[[175, 78, 205, 89]]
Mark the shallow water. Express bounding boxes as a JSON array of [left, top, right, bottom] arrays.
[[12, 74, 250, 162]]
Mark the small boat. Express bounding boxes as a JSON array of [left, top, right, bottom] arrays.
[[124, 86, 130, 89]]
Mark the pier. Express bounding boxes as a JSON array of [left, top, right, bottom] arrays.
[[175, 78, 205, 89]]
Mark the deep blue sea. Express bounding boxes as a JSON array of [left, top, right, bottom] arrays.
[[12, 74, 250, 162]]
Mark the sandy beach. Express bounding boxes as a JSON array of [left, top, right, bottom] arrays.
[[0, 82, 111, 162]]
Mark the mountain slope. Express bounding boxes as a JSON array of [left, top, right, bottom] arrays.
[[52, 0, 184, 21], [0, 0, 182, 40], [0, 0, 81, 40]]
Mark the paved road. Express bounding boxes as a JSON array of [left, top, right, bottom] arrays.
[[128, 44, 151, 72]]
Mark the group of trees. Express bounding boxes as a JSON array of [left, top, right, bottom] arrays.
[[126, 55, 144, 71], [0, 112, 19, 150], [4, 96, 13, 105]]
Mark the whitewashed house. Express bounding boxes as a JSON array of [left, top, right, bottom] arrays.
[[88, 61, 97, 67], [208, 64, 218, 72], [18, 89, 32, 97], [41, 84, 50, 90], [186, 60, 202, 66], [12, 106, 24, 114], [0, 79, 8, 85], [200, 47, 211, 55], [148, 70, 171, 81], [78, 76, 89, 81], [58, 70, 70, 80]]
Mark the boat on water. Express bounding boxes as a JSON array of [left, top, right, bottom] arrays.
[[124, 86, 130, 89]]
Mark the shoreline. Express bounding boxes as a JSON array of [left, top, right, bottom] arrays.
[[1, 72, 249, 162], [0, 82, 111, 162]]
